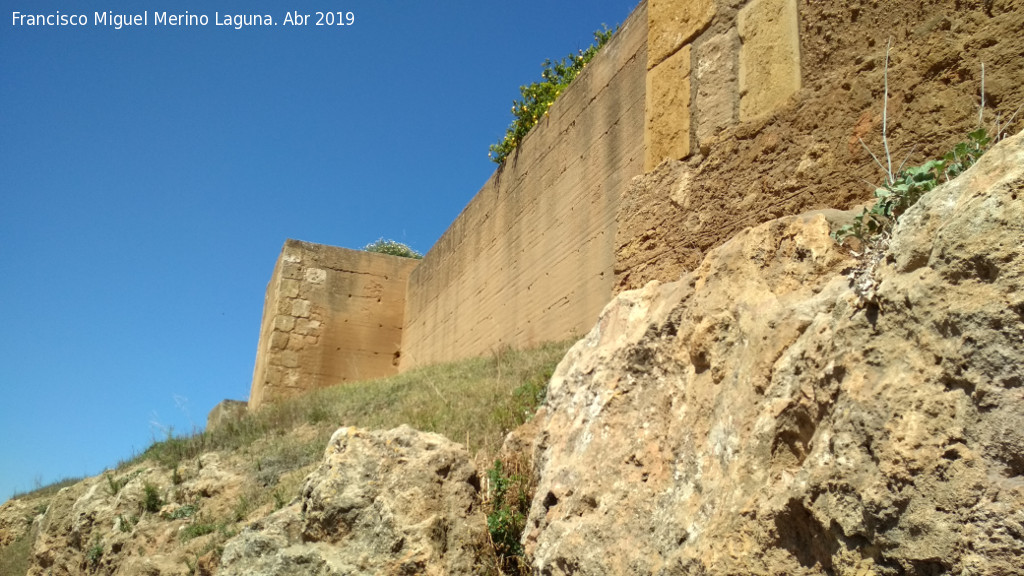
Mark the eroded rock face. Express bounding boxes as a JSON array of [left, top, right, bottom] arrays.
[[526, 131, 1024, 574], [0, 498, 36, 548], [218, 425, 492, 576]]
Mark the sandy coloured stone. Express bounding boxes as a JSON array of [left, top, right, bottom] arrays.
[[290, 299, 312, 318], [294, 318, 321, 336], [645, 45, 692, 170], [273, 315, 295, 333], [304, 267, 327, 284], [648, 0, 715, 70], [737, 0, 801, 121], [280, 262, 303, 280], [286, 333, 306, 352], [281, 249, 301, 263], [269, 331, 289, 352], [279, 279, 300, 299], [695, 29, 739, 145], [274, 350, 299, 369]]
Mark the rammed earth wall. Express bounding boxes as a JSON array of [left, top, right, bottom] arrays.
[[398, 4, 648, 370]]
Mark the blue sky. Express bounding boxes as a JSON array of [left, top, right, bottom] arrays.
[[0, 0, 639, 499]]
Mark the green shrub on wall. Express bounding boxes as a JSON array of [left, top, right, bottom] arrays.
[[489, 25, 617, 165], [363, 238, 423, 259]]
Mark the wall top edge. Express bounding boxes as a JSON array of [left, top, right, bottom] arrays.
[[279, 238, 421, 271]]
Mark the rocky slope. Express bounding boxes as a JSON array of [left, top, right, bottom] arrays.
[[525, 129, 1024, 574]]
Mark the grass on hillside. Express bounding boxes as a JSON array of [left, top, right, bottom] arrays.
[[135, 339, 572, 475]]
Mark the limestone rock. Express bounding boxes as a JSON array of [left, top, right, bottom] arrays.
[[22, 455, 252, 576], [0, 498, 36, 547], [525, 131, 1024, 574], [218, 425, 492, 576]]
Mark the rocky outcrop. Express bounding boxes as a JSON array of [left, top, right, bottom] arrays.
[[23, 454, 249, 576], [218, 425, 492, 576], [0, 498, 36, 547], [525, 130, 1024, 574]]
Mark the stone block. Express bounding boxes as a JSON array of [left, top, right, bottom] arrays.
[[287, 333, 306, 351], [648, 0, 715, 70], [294, 318, 321, 336], [279, 279, 300, 299], [273, 315, 296, 332], [269, 331, 290, 352], [304, 267, 327, 284], [290, 299, 312, 318], [737, 0, 801, 121], [695, 29, 739, 145], [274, 350, 299, 369], [645, 45, 692, 171], [281, 262, 303, 280]]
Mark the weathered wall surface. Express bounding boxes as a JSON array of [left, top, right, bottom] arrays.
[[399, 4, 648, 370], [619, 0, 1024, 291], [248, 240, 418, 410]]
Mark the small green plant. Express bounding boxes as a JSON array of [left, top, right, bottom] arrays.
[[485, 459, 533, 573], [105, 473, 127, 496], [162, 504, 197, 520], [117, 513, 138, 533], [272, 489, 288, 510], [833, 41, 1011, 245], [141, 482, 163, 514], [489, 25, 616, 164], [171, 467, 184, 485], [179, 520, 218, 542], [233, 494, 253, 522], [834, 128, 992, 244], [362, 238, 423, 259], [86, 539, 104, 568]]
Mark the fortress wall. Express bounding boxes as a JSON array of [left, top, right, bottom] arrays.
[[246, 0, 1024, 410], [248, 240, 418, 410], [398, 4, 648, 371], [617, 0, 1024, 291]]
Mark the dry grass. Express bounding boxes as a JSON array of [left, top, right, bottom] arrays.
[[133, 338, 571, 480]]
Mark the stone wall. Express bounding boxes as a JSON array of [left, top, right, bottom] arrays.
[[248, 240, 418, 410], [246, 0, 1023, 408], [398, 4, 648, 370], [618, 0, 1024, 290]]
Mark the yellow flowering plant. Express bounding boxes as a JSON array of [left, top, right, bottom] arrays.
[[489, 25, 616, 165]]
